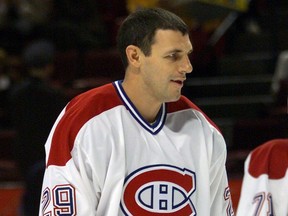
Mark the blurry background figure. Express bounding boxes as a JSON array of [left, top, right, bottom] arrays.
[[0, 49, 9, 92], [0, 48, 25, 128], [237, 138, 288, 216], [271, 50, 288, 111], [9, 39, 68, 216], [0, 48, 10, 128], [0, 0, 53, 35], [46, 0, 110, 51], [5, 52, 25, 88]]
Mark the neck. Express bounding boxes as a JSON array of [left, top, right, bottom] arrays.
[[122, 79, 162, 123]]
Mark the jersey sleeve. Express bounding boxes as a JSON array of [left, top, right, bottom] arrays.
[[208, 126, 234, 216], [39, 107, 126, 216], [176, 97, 234, 215], [40, 161, 98, 215], [39, 111, 99, 215], [184, 99, 234, 215], [39, 84, 126, 215]]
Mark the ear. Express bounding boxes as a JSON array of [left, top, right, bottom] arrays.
[[126, 45, 142, 68]]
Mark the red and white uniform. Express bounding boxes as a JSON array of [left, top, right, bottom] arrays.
[[237, 139, 288, 216], [39, 80, 233, 215]]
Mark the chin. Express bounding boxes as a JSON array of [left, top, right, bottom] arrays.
[[166, 94, 181, 103]]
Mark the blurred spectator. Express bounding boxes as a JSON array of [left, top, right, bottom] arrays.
[[45, 0, 110, 51], [9, 39, 68, 215], [271, 50, 288, 108], [0, 0, 53, 33], [0, 48, 8, 87], [0, 48, 25, 128], [0, 48, 9, 128], [5, 51, 25, 87], [0, 48, 9, 91]]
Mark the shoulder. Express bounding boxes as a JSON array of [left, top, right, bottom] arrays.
[[66, 82, 122, 115], [59, 83, 123, 131], [167, 95, 221, 133], [167, 96, 227, 162], [47, 83, 123, 166], [248, 139, 288, 179], [167, 95, 198, 112]]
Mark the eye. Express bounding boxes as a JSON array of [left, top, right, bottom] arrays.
[[166, 53, 179, 61]]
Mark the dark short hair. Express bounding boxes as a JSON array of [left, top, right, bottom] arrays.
[[117, 8, 189, 69]]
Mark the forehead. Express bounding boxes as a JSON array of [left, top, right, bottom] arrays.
[[152, 29, 192, 53]]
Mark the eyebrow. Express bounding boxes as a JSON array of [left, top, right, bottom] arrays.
[[164, 48, 193, 55]]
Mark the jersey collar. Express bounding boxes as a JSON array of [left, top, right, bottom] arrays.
[[113, 80, 166, 134]]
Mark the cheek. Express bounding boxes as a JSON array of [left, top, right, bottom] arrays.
[[141, 58, 172, 84]]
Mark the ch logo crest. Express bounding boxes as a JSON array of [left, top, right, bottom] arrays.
[[121, 164, 196, 215]]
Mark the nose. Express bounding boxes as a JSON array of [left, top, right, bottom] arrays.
[[180, 55, 193, 74]]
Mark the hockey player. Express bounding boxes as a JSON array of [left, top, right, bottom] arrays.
[[39, 8, 234, 215], [237, 139, 288, 215]]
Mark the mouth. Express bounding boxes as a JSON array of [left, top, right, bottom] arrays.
[[171, 79, 185, 86]]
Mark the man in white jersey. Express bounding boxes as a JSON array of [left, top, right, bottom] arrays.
[[39, 8, 234, 215], [237, 138, 288, 216]]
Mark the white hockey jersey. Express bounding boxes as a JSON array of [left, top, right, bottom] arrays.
[[39, 80, 233, 215], [237, 139, 288, 216]]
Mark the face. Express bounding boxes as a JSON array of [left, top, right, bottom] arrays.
[[139, 29, 193, 103]]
